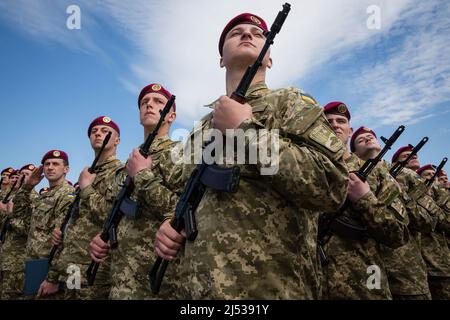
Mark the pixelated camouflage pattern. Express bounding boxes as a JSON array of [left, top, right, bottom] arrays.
[[175, 83, 348, 299], [322, 156, 409, 300], [110, 136, 184, 300], [25, 181, 74, 260], [48, 157, 125, 299]]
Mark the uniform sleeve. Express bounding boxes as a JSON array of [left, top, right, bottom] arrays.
[[351, 190, 409, 248], [133, 167, 179, 221], [238, 92, 349, 213], [8, 187, 33, 235]]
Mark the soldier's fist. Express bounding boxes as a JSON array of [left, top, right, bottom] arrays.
[[212, 96, 252, 134], [347, 172, 371, 202], [154, 219, 186, 261], [89, 234, 110, 263], [78, 167, 96, 190], [52, 228, 62, 246], [126, 148, 153, 178]]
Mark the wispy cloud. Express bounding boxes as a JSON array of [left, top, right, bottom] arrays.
[[350, 0, 450, 127], [4, 0, 445, 130]]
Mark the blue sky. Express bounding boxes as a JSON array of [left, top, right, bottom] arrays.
[[0, 0, 449, 189]]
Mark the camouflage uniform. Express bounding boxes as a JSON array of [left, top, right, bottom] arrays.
[[321, 156, 409, 300], [424, 185, 450, 299], [47, 157, 124, 300], [0, 187, 38, 299], [110, 137, 183, 300], [380, 167, 434, 300], [174, 83, 348, 299]]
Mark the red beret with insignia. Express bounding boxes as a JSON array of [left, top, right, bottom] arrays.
[[19, 164, 36, 172], [218, 13, 268, 56], [1, 167, 14, 175], [88, 116, 120, 137], [391, 145, 413, 163], [41, 150, 69, 165], [138, 83, 176, 111], [350, 126, 377, 152], [416, 164, 435, 176], [323, 101, 351, 120]]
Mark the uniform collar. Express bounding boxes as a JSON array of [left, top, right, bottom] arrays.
[[204, 82, 270, 109]]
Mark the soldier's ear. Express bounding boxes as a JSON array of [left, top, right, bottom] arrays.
[[167, 111, 176, 124], [267, 57, 273, 69], [219, 57, 225, 68], [350, 127, 353, 135], [115, 136, 120, 146], [63, 166, 69, 175]]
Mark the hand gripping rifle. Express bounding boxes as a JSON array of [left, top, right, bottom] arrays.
[[0, 175, 25, 243], [48, 131, 112, 265], [426, 157, 448, 187], [318, 125, 406, 265], [86, 95, 176, 286], [389, 137, 428, 178], [149, 3, 292, 295]]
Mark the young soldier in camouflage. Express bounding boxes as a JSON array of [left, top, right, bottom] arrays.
[[154, 13, 349, 299], [0, 167, 14, 293], [321, 103, 409, 300], [12, 151, 74, 299], [415, 164, 450, 299], [45, 116, 124, 300], [90, 84, 182, 299]]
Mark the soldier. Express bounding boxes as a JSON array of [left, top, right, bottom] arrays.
[[437, 170, 449, 191], [320, 102, 409, 299], [154, 13, 349, 299], [46, 116, 123, 300], [415, 164, 450, 299], [11, 150, 74, 299], [0, 167, 14, 195], [90, 84, 182, 299]]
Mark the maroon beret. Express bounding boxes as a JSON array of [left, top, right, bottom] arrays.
[[9, 170, 20, 177], [416, 164, 435, 176], [41, 150, 69, 165], [391, 145, 413, 163], [350, 126, 377, 152], [19, 164, 36, 172], [138, 83, 176, 111], [88, 116, 120, 137], [438, 169, 447, 178], [1, 167, 14, 175], [218, 13, 268, 56], [323, 101, 351, 120]]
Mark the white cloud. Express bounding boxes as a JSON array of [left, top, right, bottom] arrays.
[[350, 0, 450, 127], [5, 0, 445, 130]]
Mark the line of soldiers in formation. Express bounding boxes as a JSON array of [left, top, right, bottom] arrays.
[[1, 11, 450, 301]]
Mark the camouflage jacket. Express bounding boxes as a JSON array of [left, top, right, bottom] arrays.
[[110, 136, 183, 300], [24, 181, 74, 260], [323, 156, 409, 300], [174, 83, 349, 299], [47, 157, 125, 289], [0, 187, 38, 271], [379, 166, 431, 296]]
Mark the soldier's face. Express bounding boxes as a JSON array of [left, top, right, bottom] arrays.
[[420, 169, 435, 181], [325, 114, 353, 144], [43, 159, 68, 182], [9, 175, 18, 185], [1, 173, 10, 184], [354, 132, 381, 155], [438, 175, 449, 187], [220, 24, 272, 69], [20, 169, 33, 180], [89, 125, 120, 151], [399, 151, 420, 170], [139, 92, 175, 128]]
